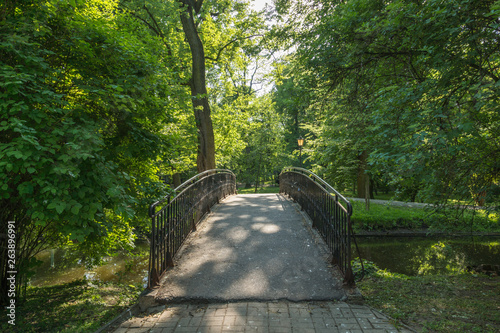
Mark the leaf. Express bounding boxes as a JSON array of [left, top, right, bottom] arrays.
[[18, 182, 34, 195], [48, 201, 66, 215], [71, 203, 82, 215]]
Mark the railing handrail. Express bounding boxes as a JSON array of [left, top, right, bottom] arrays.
[[149, 169, 235, 217], [280, 166, 352, 216]]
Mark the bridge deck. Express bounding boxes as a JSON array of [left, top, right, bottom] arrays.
[[154, 193, 347, 303]]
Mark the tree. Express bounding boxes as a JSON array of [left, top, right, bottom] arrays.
[[122, 0, 264, 172], [233, 96, 288, 189], [0, 0, 173, 304], [178, 0, 216, 172], [274, 0, 500, 207], [272, 62, 311, 156]]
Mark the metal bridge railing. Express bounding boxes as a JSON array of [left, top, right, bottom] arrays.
[[148, 169, 236, 288], [279, 167, 355, 285]]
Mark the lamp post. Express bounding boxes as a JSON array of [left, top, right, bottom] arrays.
[[297, 136, 304, 166]]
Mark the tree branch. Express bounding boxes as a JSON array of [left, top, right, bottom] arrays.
[[468, 62, 499, 82], [248, 59, 259, 94], [205, 34, 263, 63], [194, 0, 204, 14], [120, 3, 160, 37]]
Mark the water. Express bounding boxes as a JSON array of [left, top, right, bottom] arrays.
[[353, 236, 500, 276], [30, 242, 150, 287], [30, 236, 500, 287]]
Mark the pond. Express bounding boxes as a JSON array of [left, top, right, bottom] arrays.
[[30, 242, 150, 287], [30, 236, 500, 287], [352, 236, 500, 276]]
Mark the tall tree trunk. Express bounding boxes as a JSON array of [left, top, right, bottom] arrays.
[[357, 150, 369, 199], [365, 171, 370, 211], [172, 172, 182, 188], [179, 1, 216, 172], [255, 154, 262, 193]]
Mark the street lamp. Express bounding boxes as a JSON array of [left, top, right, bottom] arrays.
[[297, 136, 304, 166]]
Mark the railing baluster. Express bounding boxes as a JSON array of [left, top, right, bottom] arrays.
[[148, 169, 237, 288], [279, 167, 355, 286]]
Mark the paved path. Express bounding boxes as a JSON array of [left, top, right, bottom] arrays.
[[155, 194, 345, 302], [110, 194, 412, 332], [112, 301, 413, 333]]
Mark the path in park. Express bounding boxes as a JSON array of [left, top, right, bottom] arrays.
[[110, 194, 413, 332], [155, 194, 345, 302]]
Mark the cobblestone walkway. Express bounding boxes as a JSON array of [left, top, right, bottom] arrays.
[[112, 301, 413, 333]]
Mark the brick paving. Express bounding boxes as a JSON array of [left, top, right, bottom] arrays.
[[111, 301, 413, 333]]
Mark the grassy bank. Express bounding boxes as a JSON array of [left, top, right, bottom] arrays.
[[237, 186, 280, 194], [351, 201, 500, 233], [0, 280, 142, 333], [354, 261, 500, 332]]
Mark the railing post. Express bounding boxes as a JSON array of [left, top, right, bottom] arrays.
[[166, 198, 174, 268], [191, 211, 197, 232]]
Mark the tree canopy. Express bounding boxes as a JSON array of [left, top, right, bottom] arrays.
[[274, 0, 500, 205]]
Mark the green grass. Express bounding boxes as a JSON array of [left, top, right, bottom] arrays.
[[351, 201, 500, 233], [343, 190, 396, 201], [237, 186, 280, 194], [351, 201, 430, 231], [0, 280, 142, 332], [354, 261, 500, 332], [343, 190, 500, 207]]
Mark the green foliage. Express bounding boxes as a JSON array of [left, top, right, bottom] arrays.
[[351, 257, 381, 280], [272, 62, 314, 162], [229, 95, 289, 188], [0, 0, 174, 303], [273, 0, 500, 210]]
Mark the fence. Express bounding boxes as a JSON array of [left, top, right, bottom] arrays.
[[148, 169, 236, 288], [279, 167, 355, 285]]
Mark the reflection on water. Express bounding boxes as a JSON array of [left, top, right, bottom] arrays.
[[353, 236, 500, 276], [30, 236, 500, 286], [30, 242, 150, 287]]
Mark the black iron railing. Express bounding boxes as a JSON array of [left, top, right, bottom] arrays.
[[148, 169, 236, 288], [279, 167, 355, 285]]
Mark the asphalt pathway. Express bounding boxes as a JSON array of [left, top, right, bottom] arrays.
[[155, 194, 345, 302]]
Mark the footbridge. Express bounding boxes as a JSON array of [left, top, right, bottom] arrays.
[[146, 167, 357, 304]]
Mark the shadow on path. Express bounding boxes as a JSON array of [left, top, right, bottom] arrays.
[[108, 195, 413, 333], [155, 194, 346, 303]]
